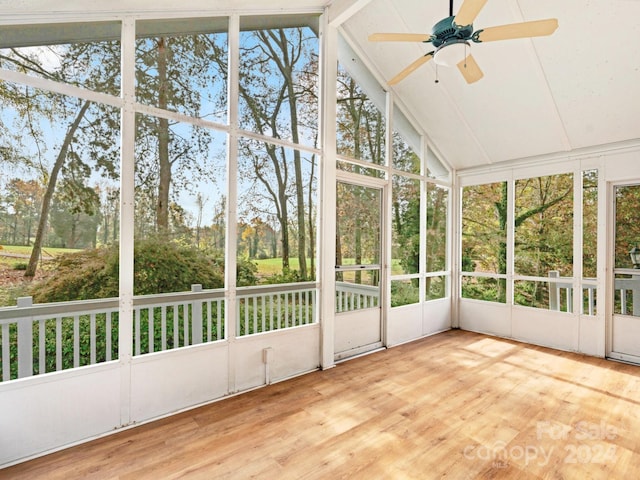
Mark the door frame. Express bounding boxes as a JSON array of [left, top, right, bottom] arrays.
[[607, 180, 640, 364], [334, 171, 389, 361]]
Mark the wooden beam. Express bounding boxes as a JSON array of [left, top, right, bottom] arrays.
[[328, 0, 373, 27]]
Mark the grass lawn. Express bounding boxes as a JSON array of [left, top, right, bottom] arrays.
[[253, 257, 311, 277], [252, 257, 404, 276], [0, 244, 81, 270]]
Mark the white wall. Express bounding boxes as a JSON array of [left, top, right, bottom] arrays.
[[387, 298, 451, 347], [457, 144, 640, 358]]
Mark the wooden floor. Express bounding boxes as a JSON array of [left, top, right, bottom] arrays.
[[2, 330, 640, 479]]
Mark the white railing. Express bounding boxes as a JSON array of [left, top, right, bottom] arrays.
[[335, 281, 379, 312], [236, 282, 317, 336], [132, 284, 225, 356], [0, 283, 319, 383], [0, 296, 120, 382], [548, 271, 640, 315]]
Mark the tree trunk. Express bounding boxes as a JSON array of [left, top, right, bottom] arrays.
[[156, 37, 171, 234], [25, 101, 90, 278], [307, 154, 316, 279]]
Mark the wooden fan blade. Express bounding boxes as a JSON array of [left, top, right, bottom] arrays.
[[454, 0, 488, 27], [476, 19, 559, 42], [388, 53, 434, 86], [457, 54, 483, 84], [368, 33, 432, 43]]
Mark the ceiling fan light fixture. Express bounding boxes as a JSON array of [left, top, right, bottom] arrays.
[[433, 40, 469, 67]]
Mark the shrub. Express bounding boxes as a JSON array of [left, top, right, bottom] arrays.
[[31, 237, 230, 303]]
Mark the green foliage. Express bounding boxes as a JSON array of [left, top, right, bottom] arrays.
[[390, 279, 419, 307], [132, 237, 223, 295], [29, 237, 260, 303], [13, 262, 27, 271], [29, 237, 254, 303], [262, 268, 303, 285], [32, 246, 119, 303], [236, 258, 258, 286]]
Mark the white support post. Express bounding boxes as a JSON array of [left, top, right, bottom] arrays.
[[382, 91, 393, 346], [118, 16, 136, 427], [226, 14, 240, 391], [574, 168, 583, 317], [450, 169, 460, 328], [506, 175, 515, 334], [319, 10, 338, 369]]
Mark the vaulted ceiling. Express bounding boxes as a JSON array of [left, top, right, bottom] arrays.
[[336, 0, 640, 171]]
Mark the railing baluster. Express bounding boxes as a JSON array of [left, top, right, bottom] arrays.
[[56, 316, 62, 371], [134, 308, 141, 355], [305, 291, 309, 325], [2, 323, 10, 381], [252, 297, 258, 334], [622, 289, 628, 315], [217, 300, 222, 340], [16, 297, 34, 378], [161, 307, 167, 351], [90, 313, 97, 365], [73, 315, 80, 368], [147, 307, 154, 354], [269, 295, 274, 331], [261, 296, 266, 333], [207, 301, 212, 342], [275, 295, 280, 328], [183, 303, 190, 347], [243, 298, 249, 335], [106, 312, 112, 362], [284, 293, 289, 328], [191, 285, 203, 345], [173, 304, 179, 348], [39, 319, 46, 375]]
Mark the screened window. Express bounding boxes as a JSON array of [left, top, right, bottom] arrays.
[[461, 182, 507, 303], [239, 16, 319, 147], [336, 63, 386, 169], [426, 183, 448, 300], [514, 173, 573, 311], [237, 137, 317, 285]]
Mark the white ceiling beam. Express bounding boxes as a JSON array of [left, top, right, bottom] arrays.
[[328, 0, 373, 27]]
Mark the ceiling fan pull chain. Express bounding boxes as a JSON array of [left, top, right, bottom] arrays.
[[464, 43, 468, 68], [435, 63, 440, 83]]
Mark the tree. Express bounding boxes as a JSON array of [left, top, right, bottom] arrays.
[[235, 26, 318, 280], [25, 99, 91, 277], [462, 174, 573, 303], [1, 40, 121, 278], [3, 178, 43, 245], [135, 32, 224, 237]]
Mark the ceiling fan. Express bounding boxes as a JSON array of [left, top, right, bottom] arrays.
[[369, 0, 558, 85]]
